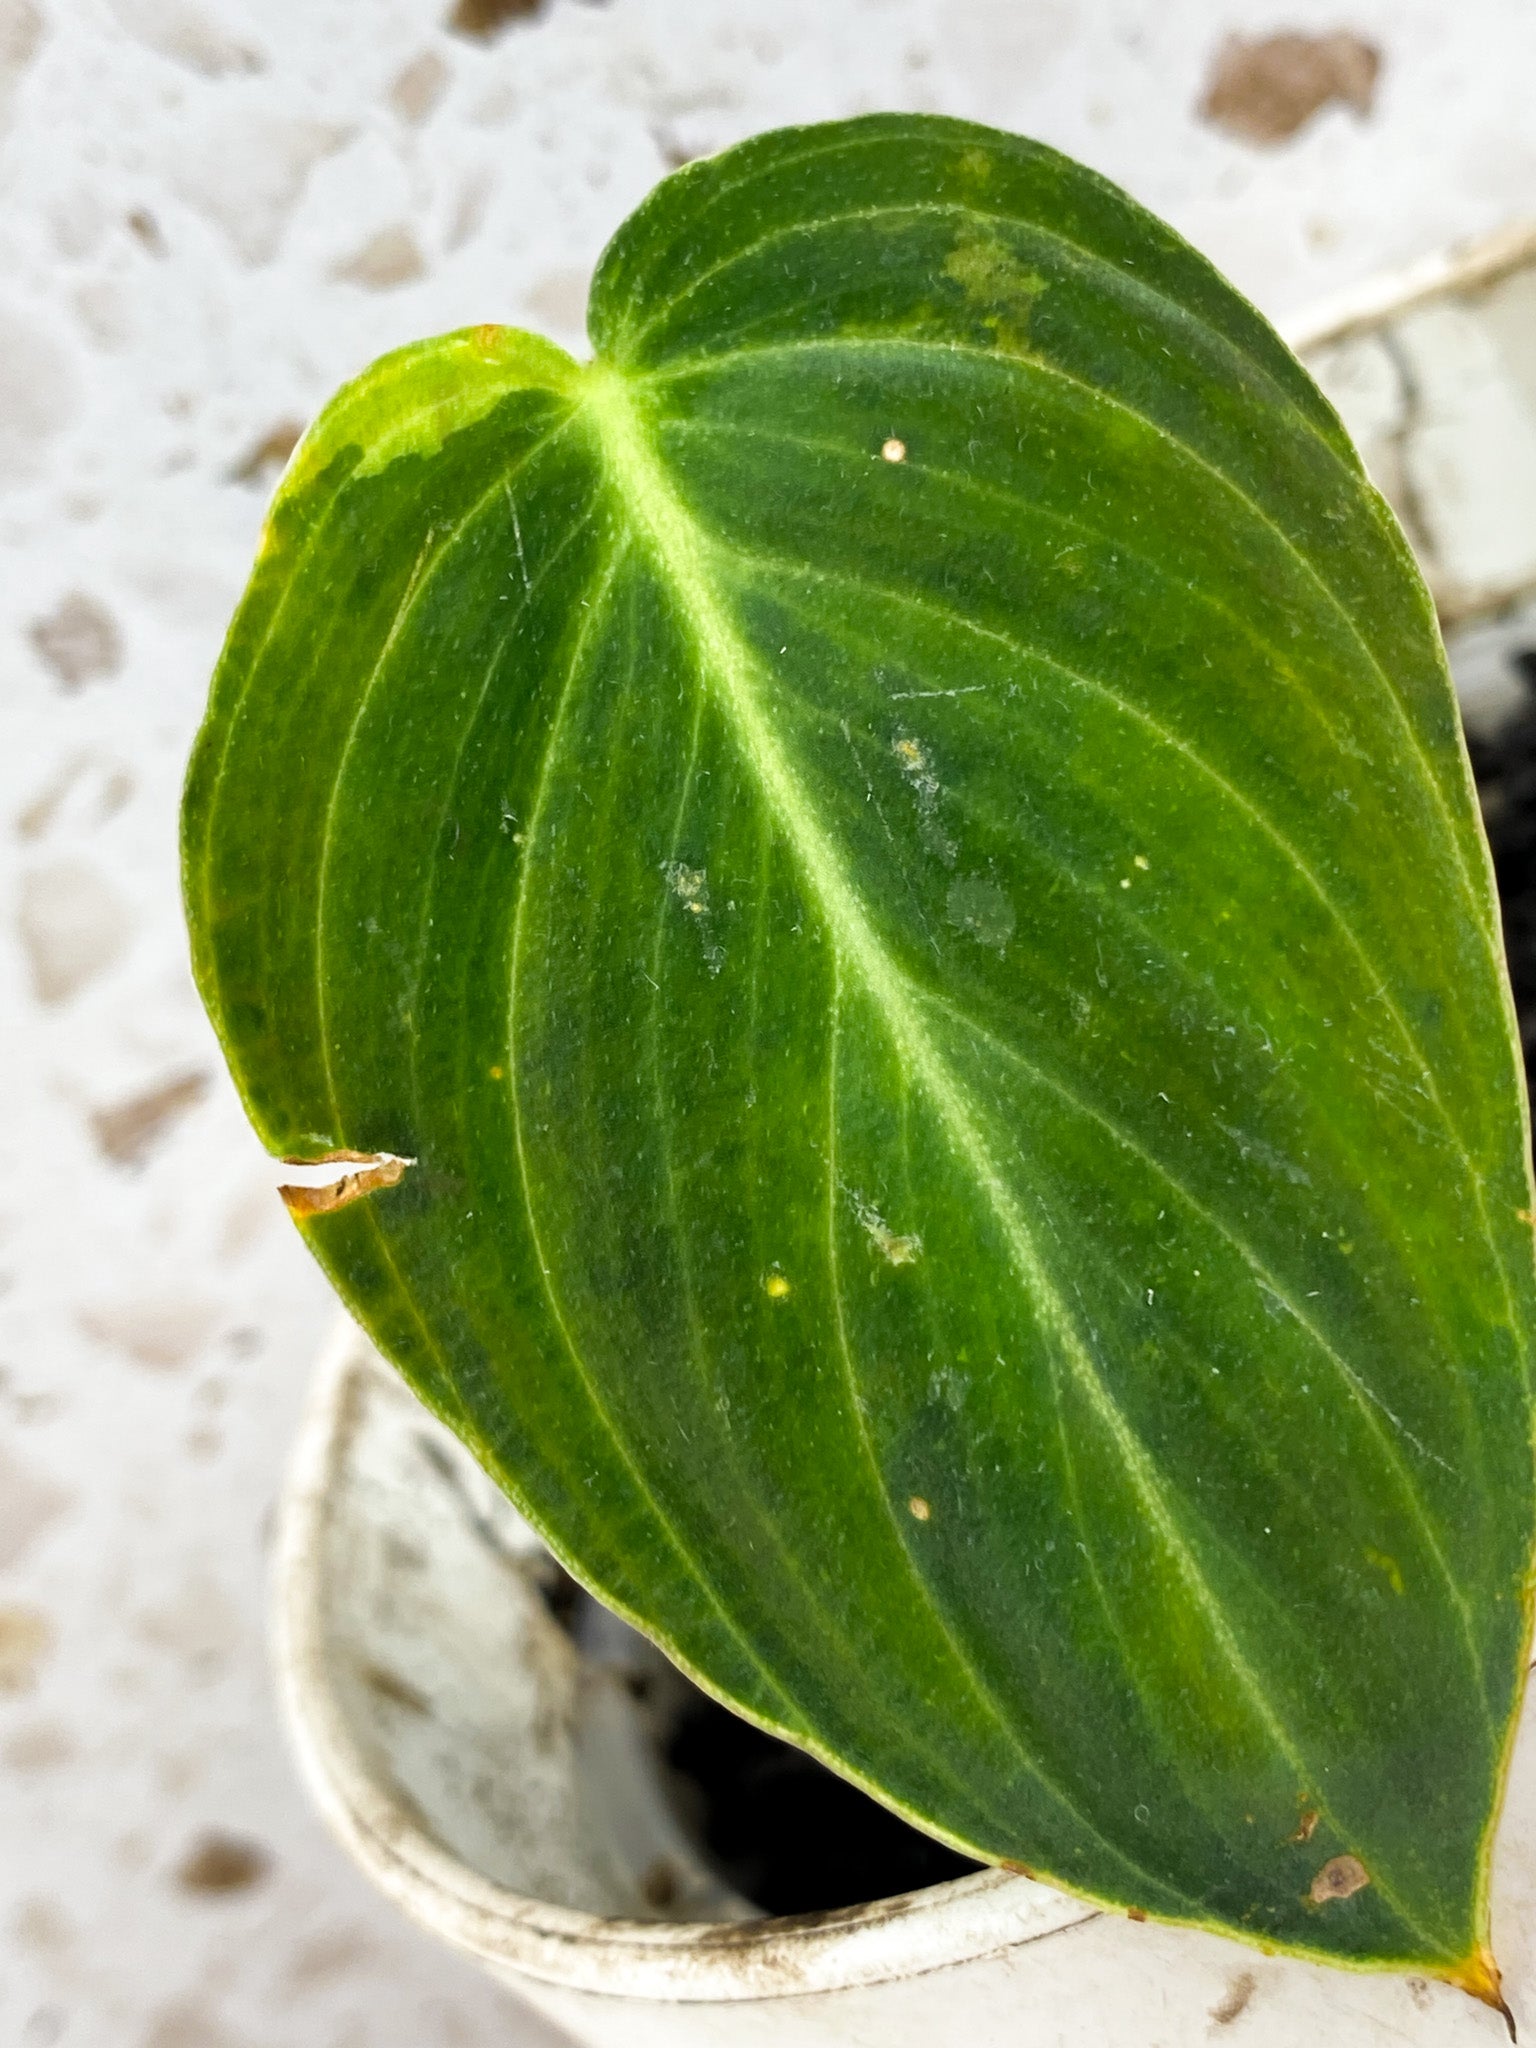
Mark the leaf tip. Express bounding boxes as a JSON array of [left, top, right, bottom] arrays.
[[1441, 1949, 1514, 2036]]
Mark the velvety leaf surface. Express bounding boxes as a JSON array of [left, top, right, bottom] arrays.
[[183, 116, 1536, 1982]]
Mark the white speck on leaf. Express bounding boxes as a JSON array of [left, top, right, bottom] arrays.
[[881, 437, 907, 462], [506, 487, 530, 595], [892, 730, 956, 865], [946, 873, 1014, 950], [850, 1190, 922, 1266], [666, 863, 708, 913], [889, 684, 988, 700], [663, 862, 723, 972], [893, 734, 932, 782]]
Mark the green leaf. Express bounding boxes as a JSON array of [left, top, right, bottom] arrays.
[[183, 115, 1536, 1988]]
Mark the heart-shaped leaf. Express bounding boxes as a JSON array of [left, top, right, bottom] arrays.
[[184, 115, 1536, 1988]]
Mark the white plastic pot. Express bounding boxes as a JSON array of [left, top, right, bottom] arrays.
[[274, 1319, 1536, 2048]]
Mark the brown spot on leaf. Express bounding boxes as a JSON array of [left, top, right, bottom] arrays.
[[279, 1153, 410, 1218], [1211, 1971, 1257, 2026], [449, 0, 541, 38], [1310, 1853, 1369, 1903], [176, 1830, 271, 1895], [1126, 1906, 1147, 1922], [90, 1070, 208, 1167], [228, 418, 303, 485], [0, 1604, 53, 1694], [1288, 1807, 1319, 1844], [1199, 32, 1381, 146], [29, 591, 122, 688]]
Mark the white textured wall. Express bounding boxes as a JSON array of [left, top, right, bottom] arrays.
[[4, 3, 1536, 2045]]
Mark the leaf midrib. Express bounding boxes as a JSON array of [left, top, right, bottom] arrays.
[[710, 535, 1508, 1534], [580, 366, 1450, 1952], [651, 333, 1488, 937], [639, 338, 1527, 1346], [502, 511, 1162, 1891]]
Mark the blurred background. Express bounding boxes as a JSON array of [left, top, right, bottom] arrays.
[[5, 2, 1536, 2043]]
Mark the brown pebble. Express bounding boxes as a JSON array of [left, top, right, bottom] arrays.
[[388, 51, 449, 125], [175, 1830, 271, 1895], [449, 0, 541, 39], [91, 1070, 208, 1167], [29, 591, 122, 689], [1199, 32, 1380, 147], [0, 1606, 54, 1694], [228, 419, 304, 486], [331, 225, 426, 292], [1210, 1971, 1257, 2026]]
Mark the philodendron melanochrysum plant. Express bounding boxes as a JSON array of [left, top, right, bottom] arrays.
[[183, 115, 1536, 2004]]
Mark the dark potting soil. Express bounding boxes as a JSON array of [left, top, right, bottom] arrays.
[[664, 1694, 982, 1915], [1469, 647, 1536, 1081], [573, 649, 1536, 1924]]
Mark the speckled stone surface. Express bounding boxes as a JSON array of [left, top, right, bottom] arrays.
[[5, 3, 1536, 2044]]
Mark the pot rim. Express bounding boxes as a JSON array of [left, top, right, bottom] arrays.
[[272, 1318, 1099, 2002]]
